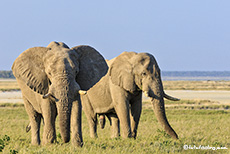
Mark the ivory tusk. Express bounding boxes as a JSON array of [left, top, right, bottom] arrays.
[[43, 93, 51, 99], [163, 92, 180, 101], [79, 90, 87, 95], [144, 91, 149, 97]]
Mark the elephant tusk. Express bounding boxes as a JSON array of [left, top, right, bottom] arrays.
[[144, 91, 149, 97], [163, 92, 180, 101], [79, 90, 87, 95], [43, 93, 51, 99]]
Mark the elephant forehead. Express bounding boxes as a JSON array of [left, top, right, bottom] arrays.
[[44, 52, 78, 72], [47, 41, 69, 49], [46, 47, 74, 60], [131, 53, 151, 67]]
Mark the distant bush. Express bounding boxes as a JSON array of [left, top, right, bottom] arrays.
[[1, 70, 230, 79], [0, 71, 15, 79]]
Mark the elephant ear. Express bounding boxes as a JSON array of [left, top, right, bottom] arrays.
[[109, 52, 137, 92], [72, 45, 108, 90], [12, 47, 50, 95]]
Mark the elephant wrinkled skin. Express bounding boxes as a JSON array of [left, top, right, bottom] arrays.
[[81, 51, 179, 139], [12, 42, 108, 146]]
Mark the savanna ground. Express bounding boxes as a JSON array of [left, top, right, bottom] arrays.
[[0, 79, 230, 154]]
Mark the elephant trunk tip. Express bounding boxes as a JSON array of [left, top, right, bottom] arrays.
[[163, 124, 178, 140], [159, 120, 179, 140], [169, 130, 179, 140]]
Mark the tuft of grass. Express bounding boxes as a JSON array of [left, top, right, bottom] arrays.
[[0, 135, 18, 153]]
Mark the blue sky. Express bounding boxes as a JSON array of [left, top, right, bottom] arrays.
[[0, 0, 229, 71]]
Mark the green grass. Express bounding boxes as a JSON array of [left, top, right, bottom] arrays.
[[0, 105, 229, 154]]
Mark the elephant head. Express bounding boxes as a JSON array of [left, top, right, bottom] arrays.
[[109, 52, 179, 139], [12, 41, 108, 144]]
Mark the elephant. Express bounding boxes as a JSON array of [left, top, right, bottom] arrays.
[[81, 51, 179, 139], [12, 41, 108, 146]]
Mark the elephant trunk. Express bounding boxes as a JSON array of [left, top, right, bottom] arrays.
[[54, 81, 75, 143], [46, 80, 83, 144], [151, 97, 178, 139], [57, 98, 72, 143]]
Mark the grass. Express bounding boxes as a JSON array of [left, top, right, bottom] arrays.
[[0, 104, 229, 154], [0, 80, 230, 153], [1, 80, 230, 91]]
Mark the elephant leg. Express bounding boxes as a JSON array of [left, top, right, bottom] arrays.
[[114, 100, 132, 138], [81, 96, 97, 138], [130, 93, 142, 139], [107, 113, 120, 138], [86, 113, 98, 138], [23, 96, 42, 145], [71, 99, 83, 147], [41, 101, 57, 145]]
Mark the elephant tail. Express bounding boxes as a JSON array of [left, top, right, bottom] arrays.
[[26, 123, 31, 133], [26, 117, 44, 133]]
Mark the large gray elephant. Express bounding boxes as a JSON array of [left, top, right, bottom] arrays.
[[12, 42, 108, 146], [81, 51, 179, 139]]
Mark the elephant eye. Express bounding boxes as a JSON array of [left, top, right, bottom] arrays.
[[141, 72, 147, 76]]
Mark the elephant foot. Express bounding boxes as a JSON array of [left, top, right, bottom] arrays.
[[72, 139, 83, 147], [31, 140, 41, 146], [90, 133, 98, 138], [71, 133, 83, 147], [111, 134, 120, 139], [121, 131, 132, 139], [131, 131, 137, 139]]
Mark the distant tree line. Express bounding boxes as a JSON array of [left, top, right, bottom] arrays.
[[0, 71, 15, 79], [1, 70, 230, 79]]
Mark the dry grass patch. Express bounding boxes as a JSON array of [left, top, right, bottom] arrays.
[[163, 80, 230, 90], [0, 80, 19, 91]]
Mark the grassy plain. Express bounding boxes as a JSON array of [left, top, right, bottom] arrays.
[[0, 80, 230, 153], [0, 104, 229, 154]]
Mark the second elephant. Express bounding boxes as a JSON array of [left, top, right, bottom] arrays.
[[81, 51, 179, 139]]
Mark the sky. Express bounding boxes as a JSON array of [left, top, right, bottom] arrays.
[[0, 0, 230, 71]]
